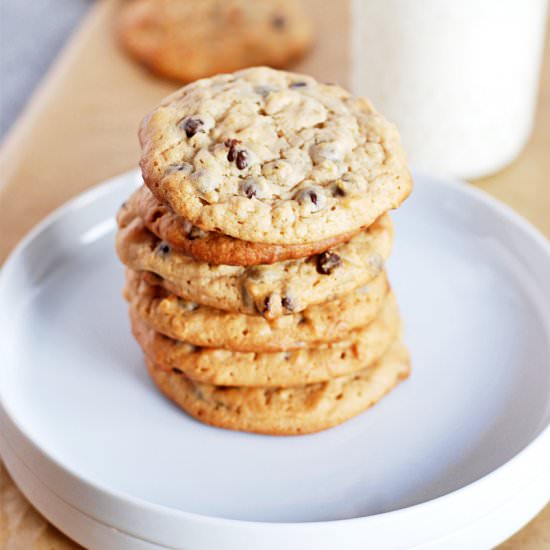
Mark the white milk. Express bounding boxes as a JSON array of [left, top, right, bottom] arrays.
[[351, 0, 548, 179]]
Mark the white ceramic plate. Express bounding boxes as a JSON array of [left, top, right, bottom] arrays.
[[1, 170, 549, 550]]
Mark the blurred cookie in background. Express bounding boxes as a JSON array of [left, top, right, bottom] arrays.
[[116, 0, 313, 82]]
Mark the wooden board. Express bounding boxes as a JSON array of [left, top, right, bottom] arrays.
[[0, 0, 548, 547]]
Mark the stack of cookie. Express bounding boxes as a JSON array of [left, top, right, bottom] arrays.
[[116, 67, 413, 435]]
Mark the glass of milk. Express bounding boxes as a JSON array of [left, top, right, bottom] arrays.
[[351, 0, 549, 180]]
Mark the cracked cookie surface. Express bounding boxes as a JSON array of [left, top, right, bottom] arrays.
[[139, 67, 412, 244]]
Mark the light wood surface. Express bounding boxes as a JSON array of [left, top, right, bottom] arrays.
[[0, 0, 548, 547]]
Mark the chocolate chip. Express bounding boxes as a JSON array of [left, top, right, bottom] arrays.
[[225, 138, 241, 162], [263, 295, 272, 314], [290, 81, 307, 88], [302, 189, 318, 205], [236, 150, 248, 170], [332, 184, 346, 197], [241, 180, 257, 198], [121, 201, 127, 208], [316, 251, 342, 275], [181, 117, 203, 138], [225, 139, 248, 169], [156, 242, 171, 256], [172, 367, 183, 375], [282, 296, 295, 311], [272, 15, 286, 29], [296, 187, 326, 211]]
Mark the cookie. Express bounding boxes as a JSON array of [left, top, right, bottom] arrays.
[[117, 0, 313, 82], [145, 341, 410, 435], [139, 67, 412, 244], [124, 269, 390, 352], [116, 213, 393, 318], [130, 291, 399, 386], [119, 185, 361, 265]]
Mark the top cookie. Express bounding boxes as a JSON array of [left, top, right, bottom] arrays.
[[139, 66, 412, 244], [117, 0, 313, 82]]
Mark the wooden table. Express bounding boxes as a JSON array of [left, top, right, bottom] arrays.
[[0, 1, 548, 547]]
